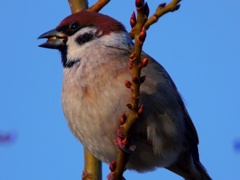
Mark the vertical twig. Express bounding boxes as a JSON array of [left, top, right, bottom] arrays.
[[67, 1, 103, 180], [110, 0, 148, 179], [83, 149, 102, 180], [110, 0, 181, 179]]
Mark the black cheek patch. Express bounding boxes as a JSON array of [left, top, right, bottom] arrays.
[[76, 33, 94, 45]]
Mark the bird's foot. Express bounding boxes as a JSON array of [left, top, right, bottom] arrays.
[[107, 161, 126, 180], [114, 128, 136, 153]]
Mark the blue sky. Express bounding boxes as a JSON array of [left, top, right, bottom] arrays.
[[0, 0, 239, 179]]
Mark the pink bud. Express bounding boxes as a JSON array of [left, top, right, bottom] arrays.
[[109, 161, 116, 171], [144, 2, 150, 17], [132, 76, 139, 83], [141, 58, 148, 67], [159, 3, 166, 8], [138, 104, 144, 115], [138, 27, 147, 43], [175, 4, 181, 10], [129, 61, 133, 69], [135, 0, 144, 9], [130, 12, 136, 28], [120, 114, 127, 125], [125, 80, 132, 88], [126, 103, 133, 109], [121, 137, 128, 145], [130, 53, 136, 61]]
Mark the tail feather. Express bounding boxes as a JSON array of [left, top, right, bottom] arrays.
[[194, 160, 211, 180], [166, 150, 211, 180]]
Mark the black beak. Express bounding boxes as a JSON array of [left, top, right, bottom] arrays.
[[38, 29, 67, 49]]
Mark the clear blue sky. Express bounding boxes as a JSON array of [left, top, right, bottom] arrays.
[[0, 0, 239, 179]]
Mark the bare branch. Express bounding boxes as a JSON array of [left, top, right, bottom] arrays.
[[68, 0, 89, 13], [129, 0, 181, 38], [88, 0, 110, 12], [83, 149, 102, 180], [109, 0, 149, 179], [144, 0, 181, 30], [110, 0, 181, 179]]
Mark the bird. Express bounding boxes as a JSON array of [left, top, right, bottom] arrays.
[[38, 11, 211, 180]]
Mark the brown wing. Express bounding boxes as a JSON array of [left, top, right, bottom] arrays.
[[142, 56, 211, 179]]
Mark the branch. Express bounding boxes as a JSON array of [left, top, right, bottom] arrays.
[[109, 1, 148, 179], [68, 0, 89, 13], [130, 0, 181, 38], [121, 1, 148, 135], [83, 149, 102, 180], [110, 0, 181, 179], [68, 0, 110, 13], [87, 0, 110, 12], [145, 0, 181, 30]]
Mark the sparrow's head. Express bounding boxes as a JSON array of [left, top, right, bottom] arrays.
[[38, 11, 130, 67]]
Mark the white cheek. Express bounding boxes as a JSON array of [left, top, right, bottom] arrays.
[[102, 32, 133, 48], [66, 28, 133, 62], [66, 27, 99, 61]]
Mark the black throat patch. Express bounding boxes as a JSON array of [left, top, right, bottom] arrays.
[[60, 47, 80, 68], [64, 59, 80, 68]]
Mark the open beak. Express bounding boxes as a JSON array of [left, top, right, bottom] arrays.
[[38, 29, 67, 49]]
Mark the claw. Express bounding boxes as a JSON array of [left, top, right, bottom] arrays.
[[107, 172, 126, 180], [115, 128, 136, 153], [116, 128, 124, 138], [107, 172, 114, 180]]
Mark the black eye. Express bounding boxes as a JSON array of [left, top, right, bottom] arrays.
[[70, 22, 79, 31]]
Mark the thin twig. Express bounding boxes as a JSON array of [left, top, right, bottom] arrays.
[[111, 0, 181, 179], [88, 0, 110, 12], [110, 0, 148, 179], [130, 0, 181, 38], [83, 149, 102, 180], [144, 0, 181, 30]]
